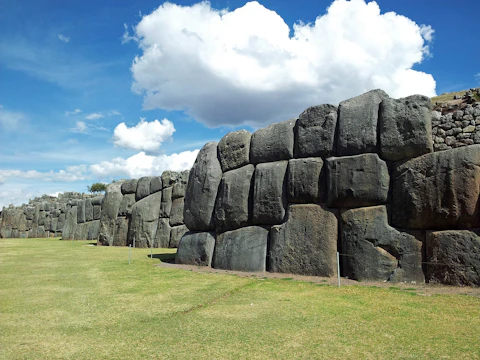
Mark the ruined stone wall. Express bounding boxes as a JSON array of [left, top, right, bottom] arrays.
[[0, 192, 100, 239], [97, 170, 189, 248], [177, 89, 480, 287]]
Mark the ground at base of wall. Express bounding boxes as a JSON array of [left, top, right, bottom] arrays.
[[156, 262, 480, 297]]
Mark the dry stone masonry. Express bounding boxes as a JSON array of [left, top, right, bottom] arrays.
[[176, 89, 480, 287]]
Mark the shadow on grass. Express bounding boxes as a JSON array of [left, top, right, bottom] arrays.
[[148, 253, 176, 263]]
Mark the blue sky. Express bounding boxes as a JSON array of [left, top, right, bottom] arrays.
[[0, 0, 479, 208]]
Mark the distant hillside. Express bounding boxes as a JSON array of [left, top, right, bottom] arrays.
[[431, 88, 480, 112]]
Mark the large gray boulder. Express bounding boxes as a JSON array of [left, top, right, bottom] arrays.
[[93, 205, 101, 220], [85, 199, 93, 222], [252, 161, 288, 225], [91, 196, 104, 206], [214, 164, 254, 233], [337, 89, 389, 155], [288, 158, 325, 203], [118, 193, 136, 217], [169, 197, 184, 227], [161, 171, 180, 189], [150, 176, 163, 194], [326, 153, 389, 208], [135, 176, 154, 201], [176, 231, 216, 266], [121, 179, 138, 195], [250, 119, 296, 164], [98, 181, 125, 246], [294, 104, 338, 158], [155, 218, 171, 248], [392, 145, 480, 229], [112, 217, 129, 246], [270, 204, 337, 276], [128, 192, 161, 248], [426, 230, 480, 286], [184, 142, 222, 231], [213, 226, 268, 272], [340, 206, 424, 283], [169, 224, 189, 248], [379, 95, 433, 161], [62, 206, 77, 240], [159, 187, 172, 218], [87, 220, 100, 240], [218, 130, 252, 172], [172, 170, 190, 199]]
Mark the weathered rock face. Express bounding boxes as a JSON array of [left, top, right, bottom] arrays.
[[270, 204, 337, 276], [172, 170, 190, 200], [213, 226, 269, 272], [169, 198, 185, 227], [426, 230, 480, 286], [340, 206, 424, 283], [250, 119, 296, 164], [170, 225, 188, 248], [379, 95, 433, 161], [184, 142, 222, 231], [159, 187, 172, 218], [98, 181, 125, 246], [214, 164, 254, 233], [287, 158, 325, 203], [113, 217, 129, 246], [176, 232, 216, 266], [135, 177, 154, 202], [218, 130, 252, 172], [326, 154, 389, 208], [118, 194, 136, 217], [337, 89, 389, 156], [294, 104, 338, 158], [150, 176, 162, 194], [62, 206, 78, 240], [77, 200, 86, 224], [128, 192, 161, 248], [155, 218, 171, 248], [252, 161, 288, 225], [85, 200, 93, 222], [391, 145, 480, 229], [121, 179, 138, 195]]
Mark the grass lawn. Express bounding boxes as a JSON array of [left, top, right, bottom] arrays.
[[1, 238, 479, 359]]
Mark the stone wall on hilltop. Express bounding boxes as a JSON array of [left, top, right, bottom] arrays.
[[177, 89, 480, 287]]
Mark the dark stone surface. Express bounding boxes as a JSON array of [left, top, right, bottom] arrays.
[[218, 130, 252, 172], [113, 216, 129, 246], [118, 193, 136, 217], [270, 204, 337, 276], [287, 158, 325, 203], [295, 104, 338, 158], [161, 171, 180, 189], [172, 170, 190, 199], [98, 181, 125, 246], [128, 192, 161, 248], [326, 153, 389, 208], [155, 218, 171, 248], [62, 206, 77, 240], [135, 176, 154, 201], [85, 199, 93, 222], [426, 230, 480, 286], [213, 226, 268, 272], [121, 179, 138, 195], [176, 231, 216, 266], [379, 95, 433, 161], [392, 145, 480, 230], [150, 176, 163, 194], [169, 197, 184, 227], [169, 225, 189, 248], [214, 164, 254, 233], [341, 206, 424, 283], [87, 220, 100, 240], [159, 187, 173, 218], [184, 142, 222, 231], [250, 119, 296, 164], [93, 205, 101, 220], [252, 161, 288, 225], [337, 89, 389, 155]]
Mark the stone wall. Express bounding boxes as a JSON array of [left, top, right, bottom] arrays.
[[97, 170, 189, 248], [177, 89, 480, 287]]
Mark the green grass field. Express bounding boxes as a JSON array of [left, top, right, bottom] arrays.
[[1, 238, 479, 359]]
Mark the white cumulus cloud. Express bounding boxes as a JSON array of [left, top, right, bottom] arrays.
[[112, 118, 175, 152], [129, 0, 436, 127], [85, 112, 104, 120], [89, 150, 199, 179]]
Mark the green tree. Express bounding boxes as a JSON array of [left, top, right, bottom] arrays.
[[87, 182, 107, 194]]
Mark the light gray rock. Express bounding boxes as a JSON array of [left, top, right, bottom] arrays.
[[112, 217, 129, 246], [93, 205, 101, 220], [252, 161, 288, 225], [175, 231, 216, 266], [392, 145, 480, 229], [184, 142, 222, 231], [218, 130, 252, 172], [135, 176, 154, 201], [287, 158, 325, 203], [87, 220, 100, 240], [74, 222, 89, 240], [172, 170, 190, 200], [214, 164, 254, 233], [250, 119, 295, 164], [118, 193, 136, 217], [379, 95, 433, 161], [121, 179, 138, 195], [213, 226, 268, 272], [326, 153, 389, 208], [150, 176, 163, 194], [85, 199, 93, 222], [155, 218, 171, 248], [294, 104, 338, 158], [161, 171, 180, 189], [98, 181, 125, 246], [62, 206, 77, 240], [341, 206, 424, 283], [169, 225, 189, 248], [91, 196, 104, 206], [159, 187, 172, 218], [169, 197, 185, 227], [337, 89, 389, 155], [270, 204, 337, 276], [128, 192, 161, 248], [426, 230, 480, 286]]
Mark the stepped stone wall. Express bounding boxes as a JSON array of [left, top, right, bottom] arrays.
[[177, 89, 480, 287]]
